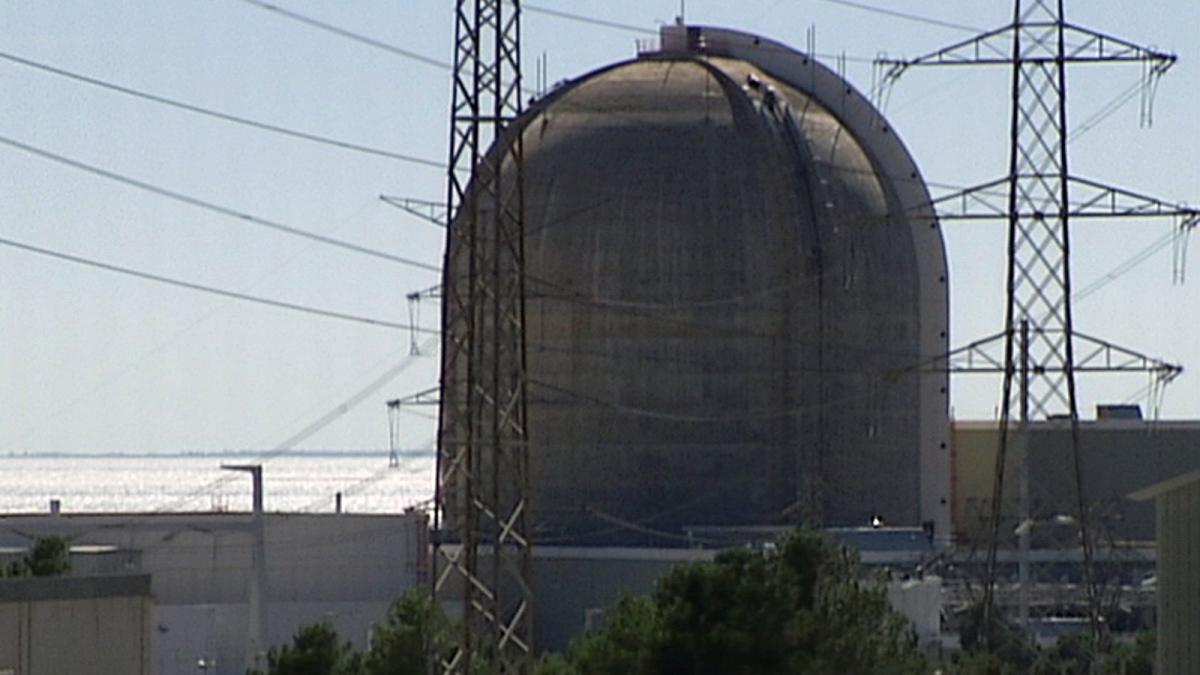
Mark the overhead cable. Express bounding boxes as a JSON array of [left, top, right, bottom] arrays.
[[531, 378, 880, 423], [0, 235, 437, 333], [524, 4, 655, 35], [0, 50, 443, 168], [0, 135, 440, 273], [1072, 229, 1182, 304], [234, 0, 451, 69], [234, 0, 550, 99], [815, 0, 982, 32], [155, 344, 437, 512], [1068, 78, 1144, 144], [525, 4, 878, 65]]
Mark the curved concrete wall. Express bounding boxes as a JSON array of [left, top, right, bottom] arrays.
[[440, 26, 950, 544], [693, 25, 950, 542]]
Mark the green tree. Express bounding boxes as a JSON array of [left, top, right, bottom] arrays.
[[3, 536, 72, 578], [1030, 631, 1094, 675], [362, 588, 454, 675], [955, 602, 1036, 672], [556, 595, 660, 675], [250, 622, 361, 675], [947, 649, 1024, 675], [1099, 631, 1154, 675], [27, 536, 71, 576], [552, 529, 928, 675], [533, 652, 579, 675], [954, 612, 1154, 675]]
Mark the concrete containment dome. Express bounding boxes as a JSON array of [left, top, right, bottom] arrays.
[[440, 26, 950, 545]]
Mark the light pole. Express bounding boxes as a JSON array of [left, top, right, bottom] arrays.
[[222, 463, 267, 672]]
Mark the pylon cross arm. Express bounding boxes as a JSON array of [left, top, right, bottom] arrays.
[[928, 175, 1198, 223], [1070, 330, 1183, 381], [918, 328, 1181, 381], [877, 19, 1175, 77], [387, 386, 441, 408], [380, 195, 450, 227]]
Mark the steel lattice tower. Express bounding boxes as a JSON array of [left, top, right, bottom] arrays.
[[435, 0, 532, 672], [880, 0, 1196, 649]]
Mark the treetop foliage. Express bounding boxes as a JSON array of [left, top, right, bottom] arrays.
[[3, 535, 71, 578], [248, 528, 1155, 675], [548, 529, 928, 675]]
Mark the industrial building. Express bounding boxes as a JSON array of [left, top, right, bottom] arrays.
[[440, 24, 951, 546], [435, 529, 942, 653], [0, 574, 154, 675], [433, 19, 1200, 658], [0, 13, 1191, 672], [0, 510, 427, 675], [944, 416, 1200, 640], [1131, 471, 1200, 675], [952, 417, 1200, 543], [525, 414, 1200, 649]]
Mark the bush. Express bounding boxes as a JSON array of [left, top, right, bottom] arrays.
[[3, 536, 71, 578], [250, 622, 360, 675], [553, 529, 928, 675]]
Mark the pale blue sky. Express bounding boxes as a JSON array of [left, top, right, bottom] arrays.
[[1, 1, 1197, 454]]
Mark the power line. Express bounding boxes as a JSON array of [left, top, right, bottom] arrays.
[[233, 0, 451, 69], [0, 50, 443, 168], [156, 344, 437, 511], [531, 378, 882, 423], [524, 4, 656, 35], [0, 235, 438, 333], [0, 135, 440, 273], [1068, 77, 1144, 144], [229, 0, 865, 95], [523, 6, 879, 65], [0, 199, 383, 452], [814, 0, 982, 32], [234, 0, 555, 102], [1072, 229, 1181, 303]]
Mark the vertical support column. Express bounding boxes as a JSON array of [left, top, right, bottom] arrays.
[[987, 0, 1098, 646], [436, 1, 532, 672], [222, 463, 267, 672], [388, 400, 401, 469], [1017, 319, 1031, 631]]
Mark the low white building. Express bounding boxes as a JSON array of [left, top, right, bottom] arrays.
[[0, 510, 427, 675]]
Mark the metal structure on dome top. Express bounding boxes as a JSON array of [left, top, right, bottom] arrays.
[[434, 0, 532, 672], [879, 0, 1198, 650]]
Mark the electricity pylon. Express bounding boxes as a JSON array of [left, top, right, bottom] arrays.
[[434, 0, 532, 673], [879, 0, 1197, 649]]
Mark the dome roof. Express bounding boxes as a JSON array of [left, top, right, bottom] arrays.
[[442, 26, 950, 544]]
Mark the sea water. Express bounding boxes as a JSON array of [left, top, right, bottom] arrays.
[[0, 452, 434, 514]]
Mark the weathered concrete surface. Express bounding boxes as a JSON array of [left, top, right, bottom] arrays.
[[1131, 471, 1200, 675], [0, 574, 153, 675], [441, 27, 950, 545], [952, 419, 1200, 542], [0, 512, 428, 675]]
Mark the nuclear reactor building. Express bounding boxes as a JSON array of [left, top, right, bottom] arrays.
[[440, 25, 951, 545]]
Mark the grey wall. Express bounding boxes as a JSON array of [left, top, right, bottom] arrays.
[[1153, 476, 1200, 675], [0, 512, 427, 675], [532, 547, 715, 651], [0, 575, 153, 675], [154, 601, 392, 674], [457, 545, 940, 654], [952, 420, 1200, 542]]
